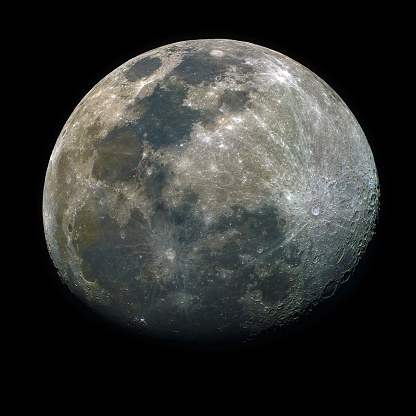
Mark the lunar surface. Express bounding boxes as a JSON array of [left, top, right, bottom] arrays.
[[43, 39, 379, 344]]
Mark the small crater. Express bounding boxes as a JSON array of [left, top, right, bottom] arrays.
[[67, 223, 73, 233], [210, 49, 224, 57], [323, 280, 338, 299], [165, 248, 176, 261], [311, 206, 320, 216]]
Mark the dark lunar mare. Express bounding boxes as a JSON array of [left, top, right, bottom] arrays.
[[171, 50, 253, 85], [124, 56, 162, 82], [129, 83, 200, 149], [77, 188, 292, 340], [92, 126, 144, 182]]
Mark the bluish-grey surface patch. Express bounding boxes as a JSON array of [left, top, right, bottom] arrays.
[[92, 126, 143, 182], [220, 89, 250, 113], [132, 83, 200, 149], [171, 51, 253, 85], [125, 56, 162, 82]]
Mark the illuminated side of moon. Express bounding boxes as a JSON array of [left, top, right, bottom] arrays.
[[43, 39, 379, 343]]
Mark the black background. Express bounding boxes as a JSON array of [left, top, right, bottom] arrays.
[[17, 6, 403, 388]]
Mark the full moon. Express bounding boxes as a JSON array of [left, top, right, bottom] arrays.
[[43, 39, 379, 344]]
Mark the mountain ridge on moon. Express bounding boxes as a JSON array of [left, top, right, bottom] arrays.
[[43, 39, 379, 344]]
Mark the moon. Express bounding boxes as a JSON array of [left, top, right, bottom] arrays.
[[43, 39, 379, 344]]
